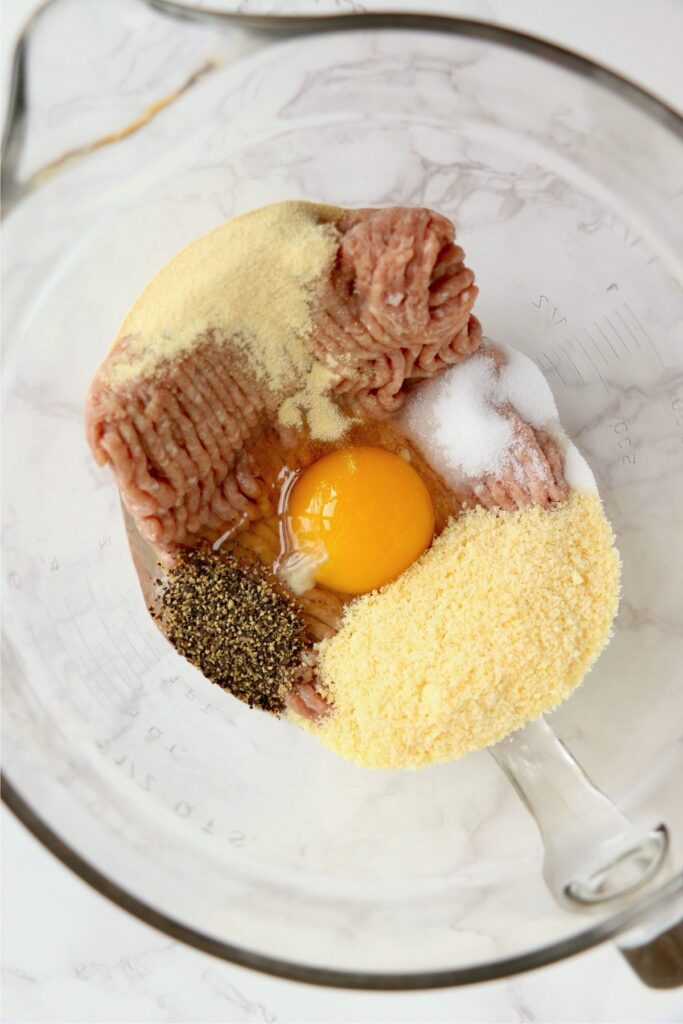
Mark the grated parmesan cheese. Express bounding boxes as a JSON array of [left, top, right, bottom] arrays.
[[297, 491, 620, 770]]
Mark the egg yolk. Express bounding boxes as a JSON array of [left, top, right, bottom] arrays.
[[286, 446, 435, 595]]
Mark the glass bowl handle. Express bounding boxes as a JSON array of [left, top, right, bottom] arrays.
[[492, 718, 683, 987]]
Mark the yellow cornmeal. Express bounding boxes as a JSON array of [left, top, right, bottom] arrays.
[[103, 201, 347, 440], [298, 491, 620, 770], [278, 360, 348, 440]]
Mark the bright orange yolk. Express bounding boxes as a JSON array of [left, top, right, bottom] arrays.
[[286, 446, 435, 595]]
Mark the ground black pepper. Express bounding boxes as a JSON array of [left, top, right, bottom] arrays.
[[153, 546, 304, 713]]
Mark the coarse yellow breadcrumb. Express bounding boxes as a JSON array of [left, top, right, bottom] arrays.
[[297, 491, 620, 769]]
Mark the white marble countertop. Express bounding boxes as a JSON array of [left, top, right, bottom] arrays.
[[2, 1, 682, 1022]]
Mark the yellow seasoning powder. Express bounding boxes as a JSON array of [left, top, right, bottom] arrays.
[[300, 491, 621, 769], [102, 201, 347, 440]]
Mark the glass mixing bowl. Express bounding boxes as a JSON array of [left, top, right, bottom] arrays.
[[3, 6, 683, 989]]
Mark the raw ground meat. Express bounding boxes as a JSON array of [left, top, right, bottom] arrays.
[[86, 207, 564, 547], [86, 204, 569, 719], [86, 207, 484, 549]]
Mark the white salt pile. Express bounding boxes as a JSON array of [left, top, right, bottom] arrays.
[[404, 355, 516, 479], [402, 340, 595, 492]]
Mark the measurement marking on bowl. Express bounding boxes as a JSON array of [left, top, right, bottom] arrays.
[[83, 634, 131, 702], [531, 294, 567, 327], [27, 617, 103, 719], [527, 291, 662, 394], [109, 630, 149, 680], [89, 614, 137, 686], [623, 302, 666, 368], [594, 321, 620, 360], [544, 350, 569, 387], [613, 420, 637, 467], [572, 334, 609, 393], [63, 598, 131, 705], [126, 609, 164, 664], [95, 622, 146, 688], [604, 314, 630, 354], [672, 397, 683, 442], [559, 344, 585, 383], [112, 754, 155, 792], [584, 327, 609, 366], [614, 308, 642, 351], [535, 297, 662, 394], [98, 640, 140, 699]]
